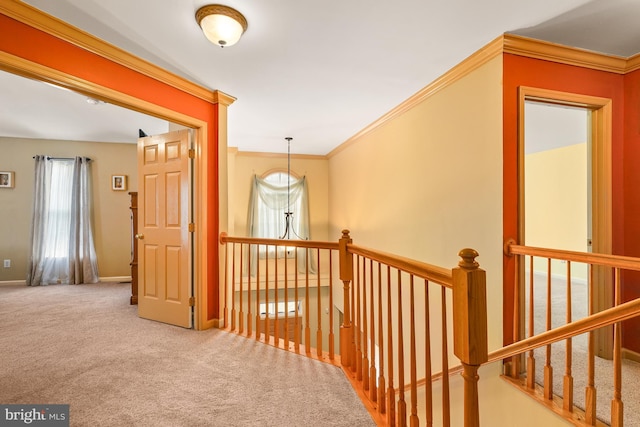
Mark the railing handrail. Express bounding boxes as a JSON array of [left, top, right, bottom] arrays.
[[487, 297, 640, 363], [348, 243, 454, 288], [502, 241, 640, 425], [507, 243, 640, 271], [219, 232, 340, 250], [219, 232, 454, 288]]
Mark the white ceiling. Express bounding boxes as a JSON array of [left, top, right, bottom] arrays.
[[524, 102, 588, 154], [1, 0, 639, 155]]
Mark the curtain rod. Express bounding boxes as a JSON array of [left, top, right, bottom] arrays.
[[32, 156, 92, 161]]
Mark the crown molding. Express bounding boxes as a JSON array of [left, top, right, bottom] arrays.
[[329, 34, 640, 159], [235, 150, 328, 160], [0, 0, 226, 104], [503, 34, 628, 74], [626, 53, 640, 73], [328, 35, 504, 158], [213, 91, 236, 107]]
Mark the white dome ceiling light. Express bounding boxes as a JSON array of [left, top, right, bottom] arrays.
[[196, 4, 248, 48]]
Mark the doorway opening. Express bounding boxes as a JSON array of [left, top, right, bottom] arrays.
[[518, 86, 613, 358], [0, 55, 211, 329]]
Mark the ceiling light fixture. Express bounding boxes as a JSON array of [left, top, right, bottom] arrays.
[[280, 137, 303, 240], [196, 4, 248, 48]]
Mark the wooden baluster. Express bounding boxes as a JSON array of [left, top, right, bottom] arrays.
[[329, 251, 335, 360], [370, 260, 377, 401], [339, 230, 353, 369], [511, 250, 521, 378], [362, 257, 369, 390], [611, 267, 623, 427], [294, 248, 301, 353], [452, 248, 487, 427], [222, 235, 229, 329], [356, 256, 363, 381], [274, 245, 280, 347], [527, 255, 535, 389], [441, 286, 450, 427], [378, 262, 386, 415], [563, 260, 573, 411], [397, 269, 407, 427], [239, 243, 244, 334], [284, 247, 289, 350], [409, 275, 418, 427], [255, 244, 261, 340], [231, 242, 237, 332], [305, 247, 311, 354], [544, 258, 553, 400], [351, 255, 357, 373], [585, 264, 596, 425], [317, 249, 323, 357], [387, 265, 396, 427], [265, 246, 270, 345], [247, 244, 252, 337], [424, 280, 433, 427]]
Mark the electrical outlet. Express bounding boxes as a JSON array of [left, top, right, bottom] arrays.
[[3, 259, 10, 268]]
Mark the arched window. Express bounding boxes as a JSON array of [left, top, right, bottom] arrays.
[[246, 171, 315, 273], [248, 171, 309, 241]]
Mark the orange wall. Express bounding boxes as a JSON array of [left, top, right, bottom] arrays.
[[622, 68, 640, 352], [502, 53, 626, 347], [0, 14, 221, 321]]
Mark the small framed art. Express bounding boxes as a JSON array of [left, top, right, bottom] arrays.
[[0, 171, 14, 188], [112, 175, 128, 191]]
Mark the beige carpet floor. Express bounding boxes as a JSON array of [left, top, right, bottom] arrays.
[[0, 282, 375, 427]]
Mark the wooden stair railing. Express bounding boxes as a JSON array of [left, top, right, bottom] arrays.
[[220, 230, 488, 426], [503, 243, 640, 427], [219, 232, 640, 425]]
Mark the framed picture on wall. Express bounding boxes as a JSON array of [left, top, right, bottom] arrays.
[[112, 175, 127, 191], [0, 171, 14, 188]]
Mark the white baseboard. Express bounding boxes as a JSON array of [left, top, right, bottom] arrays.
[[101, 276, 132, 283], [0, 277, 132, 286], [0, 280, 26, 286], [622, 347, 640, 363]]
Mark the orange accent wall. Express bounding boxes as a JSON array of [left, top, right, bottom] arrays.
[[503, 53, 626, 347], [622, 68, 640, 353], [0, 14, 221, 321]]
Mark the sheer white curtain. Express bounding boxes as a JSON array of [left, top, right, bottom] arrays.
[[27, 156, 99, 286], [246, 174, 316, 274]]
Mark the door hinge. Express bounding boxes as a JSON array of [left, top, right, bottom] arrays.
[[189, 223, 195, 232], [189, 297, 195, 307], [188, 148, 195, 159]]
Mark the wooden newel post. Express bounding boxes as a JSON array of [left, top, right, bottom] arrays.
[[339, 229, 353, 368], [453, 248, 488, 427]]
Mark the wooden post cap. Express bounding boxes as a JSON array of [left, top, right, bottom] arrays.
[[458, 248, 479, 269]]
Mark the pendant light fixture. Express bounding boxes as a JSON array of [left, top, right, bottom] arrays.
[[196, 4, 248, 48], [280, 137, 303, 240]]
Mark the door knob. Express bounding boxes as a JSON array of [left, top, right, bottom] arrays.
[[135, 234, 144, 240]]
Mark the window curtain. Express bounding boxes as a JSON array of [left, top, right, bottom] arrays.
[[26, 156, 99, 286], [246, 174, 316, 275]]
